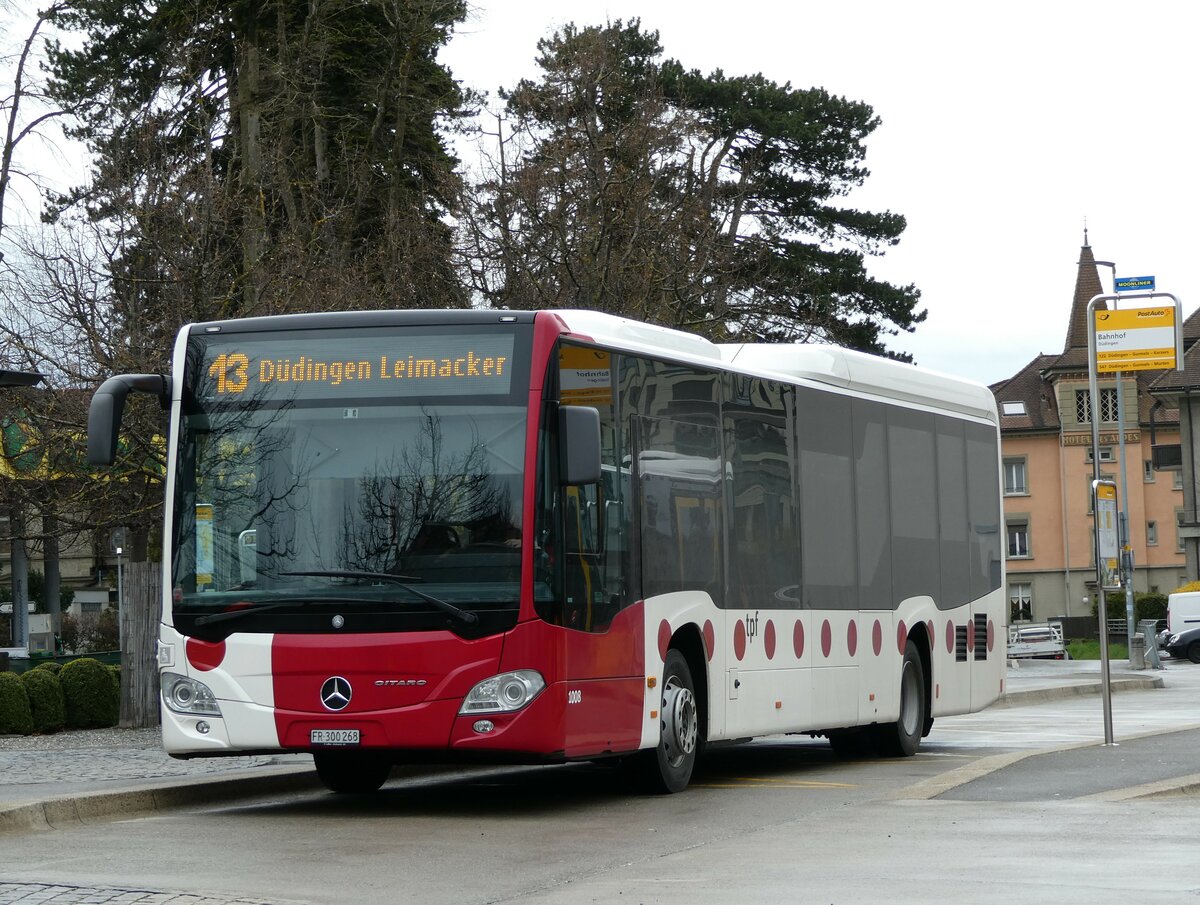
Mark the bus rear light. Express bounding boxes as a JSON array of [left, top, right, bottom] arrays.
[[459, 670, 545, 714], [162, 672, 222, 716]]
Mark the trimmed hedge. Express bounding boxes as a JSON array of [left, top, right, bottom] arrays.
[[1093, 591, 1168, 626], [60, 657, 119, 729], [0, 671, 34, 735], [21, 667, 66, 734], [32, 660, 63, 675]]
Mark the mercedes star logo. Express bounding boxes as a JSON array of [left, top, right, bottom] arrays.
[[320, 676, 352, 711]]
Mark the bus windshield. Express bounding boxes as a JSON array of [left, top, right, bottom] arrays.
[[170, 325, 531, 637]]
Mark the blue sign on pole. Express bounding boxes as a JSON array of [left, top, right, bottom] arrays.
[[1115, 275, 1155, 292]]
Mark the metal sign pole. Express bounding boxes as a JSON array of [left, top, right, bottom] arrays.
[[1087, 289, 1184, 747]]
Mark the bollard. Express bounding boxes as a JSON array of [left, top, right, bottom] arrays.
[[1129, 633, 1146, 670]]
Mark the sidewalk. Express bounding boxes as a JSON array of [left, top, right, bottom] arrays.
[[0, 658, 1194, 835], [1001, 655, 1166, 703]]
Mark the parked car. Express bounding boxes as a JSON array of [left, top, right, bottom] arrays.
[[1163, 626, 1200, 664]]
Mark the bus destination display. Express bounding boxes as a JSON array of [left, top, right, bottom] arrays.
[[197, 332, 516, 401]]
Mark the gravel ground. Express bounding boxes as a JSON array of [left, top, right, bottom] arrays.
[[0, 727, 300, 784], [0, 727, 161, 752]]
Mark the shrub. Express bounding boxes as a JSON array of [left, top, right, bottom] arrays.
[[32, 661, 63, 675], [1092, 592, 1169, 626], [20, 668, 65, 734], [0, 672, 34, 735], [60, 657, 119, 729]]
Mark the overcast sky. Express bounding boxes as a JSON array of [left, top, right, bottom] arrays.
[[442, 0, 1199, 386]]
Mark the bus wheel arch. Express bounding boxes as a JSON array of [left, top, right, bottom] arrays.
[[875, 636, 929, 757], [635, 624, 708, 793], [669, 624, 709, 752], [908, 625, 935, 738]]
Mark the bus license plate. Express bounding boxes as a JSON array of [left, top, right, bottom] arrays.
[[310, 729, 360, 746]]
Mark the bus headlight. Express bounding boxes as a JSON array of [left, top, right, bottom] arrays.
[[161, 672, 222, 716], [459, 670, 545, 714]]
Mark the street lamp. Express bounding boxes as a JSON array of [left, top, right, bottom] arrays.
[[1, 369, 43, 650], [115, 545, 123, 641]]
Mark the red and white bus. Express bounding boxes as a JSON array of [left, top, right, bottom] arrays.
[[88, 309, 1005, 794]]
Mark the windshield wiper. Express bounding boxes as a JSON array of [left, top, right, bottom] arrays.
[[193, 596, 364, 626], [280, 569, 479, 626]]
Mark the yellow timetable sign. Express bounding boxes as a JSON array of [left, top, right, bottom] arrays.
[[1094, 307, 1177, 373], [559, 345, 613, 405]]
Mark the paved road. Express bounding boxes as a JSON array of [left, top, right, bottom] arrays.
[[0, 658, 1197, 905]]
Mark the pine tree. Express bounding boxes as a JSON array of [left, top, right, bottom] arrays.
[[465, 19, 923, 357]]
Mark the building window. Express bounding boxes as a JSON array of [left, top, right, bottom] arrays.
[[1178, 509, 1188, 552], [1174, 470, 1184, 490], [1084, 446, 1115, 463], [1147, 521, 1158, 546], [1009, 582, 1032, 621], [80, 602, 102, 615], [1003, 458, 1028, 495], [1075, 388, 1118, 424], [1001, 401, 1026, 416], [1144, 459, 1155, 483], [1007, 519, 1031, 558]]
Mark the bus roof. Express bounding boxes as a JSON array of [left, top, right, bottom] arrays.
[[553, 310, 997, 424]]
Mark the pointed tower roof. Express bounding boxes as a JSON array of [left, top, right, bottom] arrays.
[[1062, 240, 1106, 353]]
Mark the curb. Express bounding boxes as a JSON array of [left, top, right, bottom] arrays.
[[0, 766, 320, 837], [894, 719, 1200, 803], [999, 674, 1163, 705]]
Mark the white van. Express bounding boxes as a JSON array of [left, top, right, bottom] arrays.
[[1165, 591, 1200, 635]]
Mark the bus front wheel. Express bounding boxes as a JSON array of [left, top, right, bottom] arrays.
[[875, 641, 926, 757], [634, 648, 700, 793], [314, 751, 393, 794]]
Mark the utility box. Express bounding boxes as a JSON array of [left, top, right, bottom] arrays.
[[27, 614, 55, 654]]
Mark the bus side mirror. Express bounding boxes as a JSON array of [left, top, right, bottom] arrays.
[[87, 374, 171, 465], [558, 405, 601, 485]]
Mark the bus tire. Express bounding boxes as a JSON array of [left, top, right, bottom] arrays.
[[314, 751, 392, 794], [876, 641, 926, 757], [635, 649, 700, 793]]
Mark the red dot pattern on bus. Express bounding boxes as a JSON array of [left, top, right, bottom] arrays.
[[658, 620, 672, 662], [186, 638, 226, 672], [713, 615, 983, 662]]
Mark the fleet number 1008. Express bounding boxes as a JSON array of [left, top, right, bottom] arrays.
[[567, 689, 582, 705]]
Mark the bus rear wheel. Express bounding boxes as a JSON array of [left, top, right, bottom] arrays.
[[314, 751, 393, 794], [634, 649, 700, 793], [875, 641, 926, 757]]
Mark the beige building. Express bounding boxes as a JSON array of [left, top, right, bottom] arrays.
[[990, 240, 1192, 623]]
